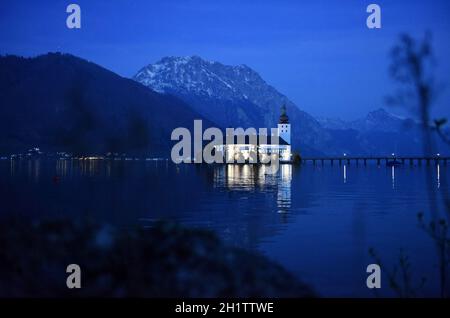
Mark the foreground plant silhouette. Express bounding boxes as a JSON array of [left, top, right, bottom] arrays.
[[371, 33, 450, 298], [0, 218, 314, 297]]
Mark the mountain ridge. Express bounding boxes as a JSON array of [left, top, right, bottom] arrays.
[[1, 53, 446, 157], [134, 55, 333, 155], [133, 55, 446, 156], [317, 108, 410, 132], [0, 53, 210, 155]]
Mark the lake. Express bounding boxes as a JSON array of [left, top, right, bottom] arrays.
[[0, 158, 448, 297]]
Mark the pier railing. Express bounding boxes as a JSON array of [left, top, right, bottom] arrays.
[[301, 156, 449, 166]]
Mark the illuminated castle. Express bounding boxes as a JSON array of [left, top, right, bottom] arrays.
[[216, 104, 292, 163]]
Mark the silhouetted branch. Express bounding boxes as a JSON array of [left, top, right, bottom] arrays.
[[375, 32, 450, 297], [434, 118, 450, 146]]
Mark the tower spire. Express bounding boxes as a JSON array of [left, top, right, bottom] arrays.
[[279, 104, 289, 124]]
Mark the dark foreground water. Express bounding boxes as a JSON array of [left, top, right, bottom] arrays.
[[0, 158, 448, 297]]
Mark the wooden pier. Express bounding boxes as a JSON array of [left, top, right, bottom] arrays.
[[301, 156, 449, 166]]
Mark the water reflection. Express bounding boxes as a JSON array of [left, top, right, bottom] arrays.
[[56, 159, 69, 177], [437, 164, 440, 189], [277, 165, 292, 214], [225, 164, 256, 190], [10, 159, 15, 177], [1, 159, 449, 297], [214, 164, 292, 214], [343, 164, 347, 184], [10, 158, 41, 181], [391, 166, 395, 189]]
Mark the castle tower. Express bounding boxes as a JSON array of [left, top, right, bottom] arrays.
[[277, 104, 290, 145]]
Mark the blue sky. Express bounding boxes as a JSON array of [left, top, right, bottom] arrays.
[[1, 0, 449, 119]]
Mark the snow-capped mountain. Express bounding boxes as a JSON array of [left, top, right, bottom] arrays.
[[133, 56, 444, 156], [318, 108, 409, 133], [315, 116, 351, 131], [316, 108, 444, 155], [134, 56, 332, 155], [349, 108, 407, 132], [135, 56, 254, 98]]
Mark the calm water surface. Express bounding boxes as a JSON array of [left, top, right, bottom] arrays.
[[0, 159, 448, 297]]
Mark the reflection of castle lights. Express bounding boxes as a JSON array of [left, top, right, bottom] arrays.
[[225, 164, 255, 189], [215, 164, 292, 215], [277, 164, 292, 214], [281, 164, 292, 182], [242, 164, 250, 177]]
